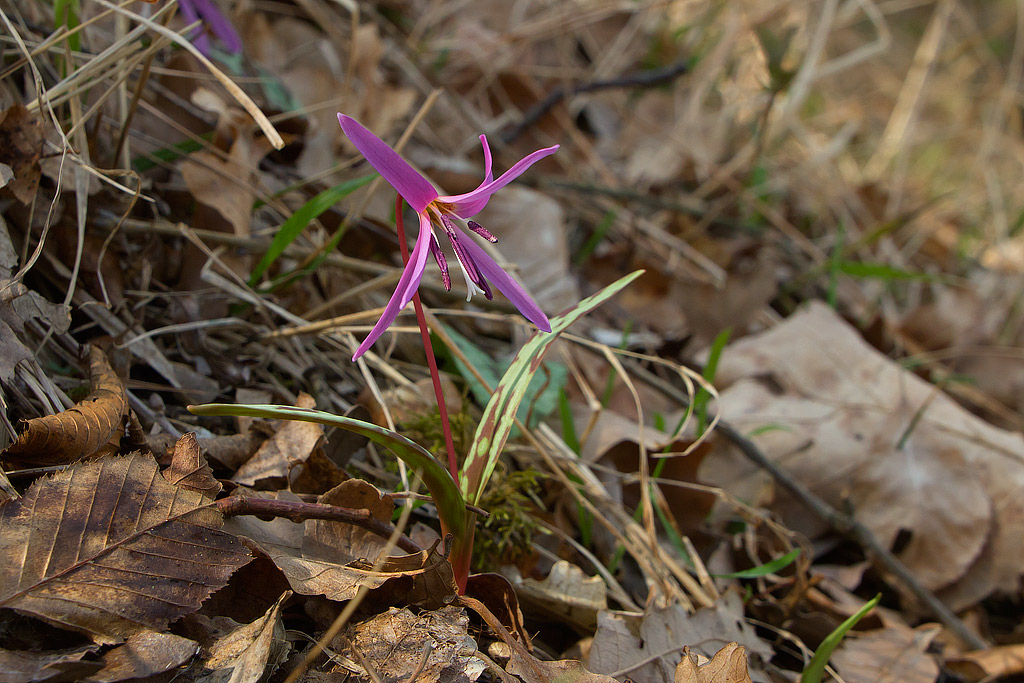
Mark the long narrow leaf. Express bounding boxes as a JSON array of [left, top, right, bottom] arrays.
[[461, 270, 644, 504], [187, 403, 466, 541], [248, 175, 373, 286], [801, 593, 880, 683]]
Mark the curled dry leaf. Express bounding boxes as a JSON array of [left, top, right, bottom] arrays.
[[2, 346, 127, 467], [0, 453, 251, 643], [163, 432, 222, 499], [337, 606, 484, 683], [83, 631, 198, 683], [675, 643, 753, 683], [946, 643, 1024, 683]]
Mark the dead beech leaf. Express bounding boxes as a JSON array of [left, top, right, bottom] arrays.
[[831, 625, 940, 683], [83, 631, 198, 683], [0, 453, 251, 643], [227, 496, 458, 608], [466, 572, 532, 649], [194, 591, 290, 683], [232, 393, 324, 488], [337, 606, 484, 683], [589, 591, 771, 683], [703, 302, 1024, 607], [163, 432, 222, 499], [500, 560, 607, 631], [2, 346, 127, 467], [675, 643, 752, 683], [0, 104, 44, 204], [0, 643, 102, 683], [304, 479, 395, 564]]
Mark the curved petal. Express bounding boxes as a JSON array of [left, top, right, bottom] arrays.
[[338, 115, 438, 212], [352, 214, 433, 360], [178, 0, 211, 57], [444, 144, 559, 219], [190, 0, 242, 53], [457, 233, 552, 333]]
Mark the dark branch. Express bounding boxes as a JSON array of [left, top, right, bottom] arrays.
[[216, 496, 422, 555]]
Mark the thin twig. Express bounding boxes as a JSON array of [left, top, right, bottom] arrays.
[[216, 495, 421, 554], [501, 58, 690, 144]]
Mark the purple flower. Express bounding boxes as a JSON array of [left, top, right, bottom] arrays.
[[178, 0, 243, 57], [338, 114, 558, 360]]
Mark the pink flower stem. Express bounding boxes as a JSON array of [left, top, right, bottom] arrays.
[[394, 195, 459, 477]]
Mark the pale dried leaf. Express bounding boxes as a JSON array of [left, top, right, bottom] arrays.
[[84, 632, 198, 683], [0, 453, 251, 643], [705, 302, 1024, 607], [832, 625, 940, 683], [304, 480, 394, 564], [589, 592, 770, 683], [675, 643, 752, 683]]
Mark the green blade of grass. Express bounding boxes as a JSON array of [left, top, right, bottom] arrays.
[[801, 593, 880, 683], [713, 549, 800, 579], [187, 402, 466, 541], [461, 270, 644, 505], [248, 175, 373, 286], [835, 260, 937, 282]]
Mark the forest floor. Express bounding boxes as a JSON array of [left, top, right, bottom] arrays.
[[2, 1, 1024, 682]]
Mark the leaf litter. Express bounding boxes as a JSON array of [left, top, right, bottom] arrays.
[[3, 0, 1024, 681]]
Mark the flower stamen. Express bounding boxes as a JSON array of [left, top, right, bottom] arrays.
[[466, 221, 498, 243]]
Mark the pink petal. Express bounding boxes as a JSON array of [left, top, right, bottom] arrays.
[[352, 214, 433, 360], [190, 0, 242, 53], [457, 233, 551, 333], [445, 144, 558, 219], [337, 115, 438, 213]]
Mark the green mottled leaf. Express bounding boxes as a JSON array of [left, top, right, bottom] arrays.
[[461, 270, 644, 505]]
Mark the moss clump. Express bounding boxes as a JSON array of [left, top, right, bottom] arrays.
[[472, 467, 544, 573]]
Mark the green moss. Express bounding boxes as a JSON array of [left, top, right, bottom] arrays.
[[471, 467, 544, 573]]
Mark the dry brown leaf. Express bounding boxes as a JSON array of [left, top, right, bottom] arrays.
[[466, 572, 533, 649], [226, 493, 457, 608], [675, 643, 753, 683], [163, 432, 222, 499], [0, 453, 251, 643], [703, 302, 1024, 607], [304, 479, 395, 564], [0, 104, 44, 205], [832, 625, 940, 683], [0, 643, 102, 683], [192, 591, 290, 683], [83, 631, 198, 683], [336, 606, 484, 682], [2, 346, 127, 467], [148, 430, 265, 472], [232, 392, 324, 487], [589, 591, 771, 683], [500, 560, 607, 632], [945, 643, 1024, 683]]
